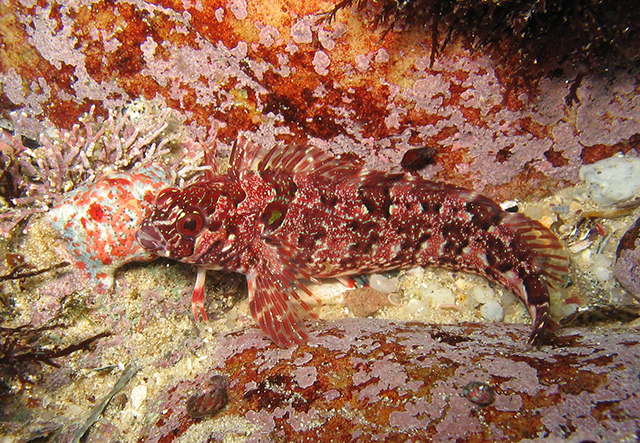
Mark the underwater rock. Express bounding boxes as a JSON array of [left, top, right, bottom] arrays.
[[343, 287, 393, 317], [614, 215, 640, 299], [2, 0, 639, 201], [614, 248, 640, 300], [579, 156, 640, 206], [141, 318, 640, 442]]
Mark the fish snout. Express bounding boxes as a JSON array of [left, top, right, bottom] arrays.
[[136, 224, 169, 255]]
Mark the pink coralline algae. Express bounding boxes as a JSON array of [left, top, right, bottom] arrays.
[[2, 0, 639, 203], [0, 103, 175, 239], [45, 163, 173, 293], [614, 215, 640, 299], [141, 318, 640, 442]]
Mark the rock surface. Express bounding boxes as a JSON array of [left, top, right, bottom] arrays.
[[1, 0, 639, 200], [142, 318, 640, 442]]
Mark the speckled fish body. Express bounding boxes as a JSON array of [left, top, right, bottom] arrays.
[[136, 138, 568, 346]]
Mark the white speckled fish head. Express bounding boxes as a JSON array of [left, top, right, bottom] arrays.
[[136, 180, 246, 265]]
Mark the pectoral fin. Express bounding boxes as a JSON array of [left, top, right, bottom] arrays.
[[246, 264, 319, 347]]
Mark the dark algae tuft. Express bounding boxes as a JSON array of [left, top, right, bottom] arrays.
[[323, 0, 640, 93]]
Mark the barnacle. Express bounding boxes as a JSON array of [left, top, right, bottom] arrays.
[[186, 374, 229, 419], [462, 381, 495, 405]]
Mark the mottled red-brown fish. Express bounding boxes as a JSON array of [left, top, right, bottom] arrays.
[[136, 137, 568, 346]]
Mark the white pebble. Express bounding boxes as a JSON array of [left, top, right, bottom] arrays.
[[500, 291, 517, 307], [579, 156, 640, 206], [591, 253, 613, 282], [480, 301, 504, 322], [130, 384, 147, 410], [610, 287, 627, 304], [369, 274, 398, 295], [405, 267, 425, 278], [429, 287, 455, 307], [591, 253, 612, 268], [592, 267, 611, 282], [471, 285, 496, 304], [562, 303, 579, 317], [403, 298, 429, 316], [549, 301, 564, 319], [523, 205, 543, 220]]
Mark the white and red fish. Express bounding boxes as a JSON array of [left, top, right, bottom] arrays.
[[47, 163, 174, 293], [136, 137, 568, 346]]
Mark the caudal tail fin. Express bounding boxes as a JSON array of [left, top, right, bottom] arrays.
[[501, 212, 570, 346]]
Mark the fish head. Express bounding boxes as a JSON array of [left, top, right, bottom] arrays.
[[136, 181, 243, 264]]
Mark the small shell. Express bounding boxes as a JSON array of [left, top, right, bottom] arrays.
[[186, 375, 229, 419], [560, 304, 640, 327], [401, 147, 437, 170], [462, 381, 495, 405]]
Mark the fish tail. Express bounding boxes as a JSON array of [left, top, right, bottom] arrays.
[[500, 212, 569, 346]]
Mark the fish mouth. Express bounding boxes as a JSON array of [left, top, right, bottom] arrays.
[[136, 224, 170, 256]]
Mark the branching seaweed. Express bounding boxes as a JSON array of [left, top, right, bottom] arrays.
[[0, 101, 178, 239], [0, 321, 110, 389], [0, 325, 110, 368], [0, 261, 70, 283]]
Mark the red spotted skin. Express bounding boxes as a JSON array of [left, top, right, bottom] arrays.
[[136, 138, 568, 347]]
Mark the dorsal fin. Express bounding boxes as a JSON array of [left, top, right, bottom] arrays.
[[227, 135, 262, 181], [344, 169, 406, 189], [227, 134, 362, 184], [258, 143, 360, 184], [202, 143, 219, 181]]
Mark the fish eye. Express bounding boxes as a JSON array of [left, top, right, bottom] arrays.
[[155, 187, 181, 206], [176, 205, 208, 237]]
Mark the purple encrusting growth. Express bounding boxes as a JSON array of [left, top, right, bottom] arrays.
[[141, 319, 640, 442], [137, 137, 568, 346], [3, 0, 640, 204], [615, 248, 640, 299]]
